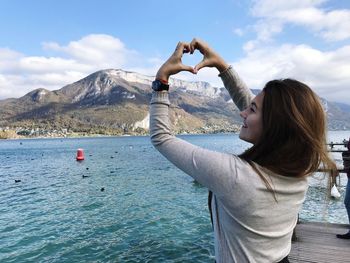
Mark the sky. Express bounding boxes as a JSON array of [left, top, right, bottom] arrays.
[[0, 0, 350, 103]]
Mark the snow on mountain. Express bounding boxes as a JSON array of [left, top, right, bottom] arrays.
[[104, 69, 222, 98], [107, 69, 154, 85]]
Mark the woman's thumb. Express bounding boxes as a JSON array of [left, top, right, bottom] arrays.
[[181, 64, 196, 74], [194, 60, 206, 73]]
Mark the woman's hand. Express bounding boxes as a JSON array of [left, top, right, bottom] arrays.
[[189, 38, 229, 73], [156, 42, 195, 82], [155, 39, 230, 82]]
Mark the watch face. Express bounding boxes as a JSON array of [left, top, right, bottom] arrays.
[[152, 80, 169, 91], [153, 80, 161, 91]]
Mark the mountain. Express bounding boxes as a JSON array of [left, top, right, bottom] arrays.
[[321, 99, 350, 130], [0, 69, 240, 136], [0, 69, 349, 137], [333, 102, 350, 113]]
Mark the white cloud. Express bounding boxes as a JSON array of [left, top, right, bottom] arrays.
[[233, 28, 244, 36], [42, 34, 138, 68], [223, 0, 350, 104], [249, 0, 350, 42], [231, 44, 350, 103], [19, 57, 90, 73], [0, 48, 23, 73], [0, 32, 349, 105], [0, 34, 147, 99], [251, 0, 326, 15], [128, 56, 166, 77]]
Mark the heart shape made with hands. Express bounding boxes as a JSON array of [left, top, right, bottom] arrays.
[[158, 40, 222, 80], [180, 50, 205, 73], [177, 40, 219, 75]]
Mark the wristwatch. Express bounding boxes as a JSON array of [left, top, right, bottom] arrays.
[[152, 79, 169, 91]]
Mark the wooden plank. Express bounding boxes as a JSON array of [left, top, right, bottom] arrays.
[[290, 222, 350, 263]]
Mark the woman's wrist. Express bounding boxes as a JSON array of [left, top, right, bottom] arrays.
[[155, 74, 169, 83], [156, 67, 170, 83], [215, 59, 230, 73]]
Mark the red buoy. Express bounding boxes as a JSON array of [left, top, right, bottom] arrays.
[[76, 149, 85, 161]]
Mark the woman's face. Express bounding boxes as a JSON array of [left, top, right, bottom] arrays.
[[239, 92, 264, 145]]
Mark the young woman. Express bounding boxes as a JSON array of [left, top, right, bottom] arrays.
[[149, 38, 337, 263]]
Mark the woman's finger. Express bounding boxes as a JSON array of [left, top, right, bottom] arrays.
[[174, 42, 190, 57], [190, 38, 207, 55], [189, 38, 200, 54], [183, 47, 190, 54], [180, 64, 195, 74], [194, 59, 208, 72]]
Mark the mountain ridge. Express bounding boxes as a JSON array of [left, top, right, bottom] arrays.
[[0, 69, 349, 138]]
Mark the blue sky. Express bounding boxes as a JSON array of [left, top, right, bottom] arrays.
[[1, 0, 350, 103]]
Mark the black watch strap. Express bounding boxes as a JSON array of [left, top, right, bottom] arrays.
[[152, 79, 169, 91]]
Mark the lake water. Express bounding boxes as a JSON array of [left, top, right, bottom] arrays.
[[0, 131, 349, 262]]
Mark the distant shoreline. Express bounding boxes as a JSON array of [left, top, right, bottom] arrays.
[[0, 127, 244, 140], [0, 133, 136, 140], [0, 131, 244, 140], [2, 130, 349, 142]]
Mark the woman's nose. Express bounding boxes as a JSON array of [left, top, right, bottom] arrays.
[[240, 111, 246, 119]]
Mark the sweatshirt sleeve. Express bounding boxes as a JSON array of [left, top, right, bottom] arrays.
[[149, 67, 253, 197], [219, 66, 254, 111], [150, 91, 238, 198]]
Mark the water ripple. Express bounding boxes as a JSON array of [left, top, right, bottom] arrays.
[[0, 133, 348, 262]]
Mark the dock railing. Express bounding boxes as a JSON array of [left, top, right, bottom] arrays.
[[290, 138, 350, 262], [317, 139, 350, 174]]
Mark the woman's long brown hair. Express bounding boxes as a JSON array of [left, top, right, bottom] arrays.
[[239, 79, 337, 182]]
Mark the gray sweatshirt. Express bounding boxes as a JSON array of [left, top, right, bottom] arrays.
[[150, 67, 308, 263]]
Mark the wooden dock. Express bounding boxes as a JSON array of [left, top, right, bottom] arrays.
[[290, 221, 350, 262]]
